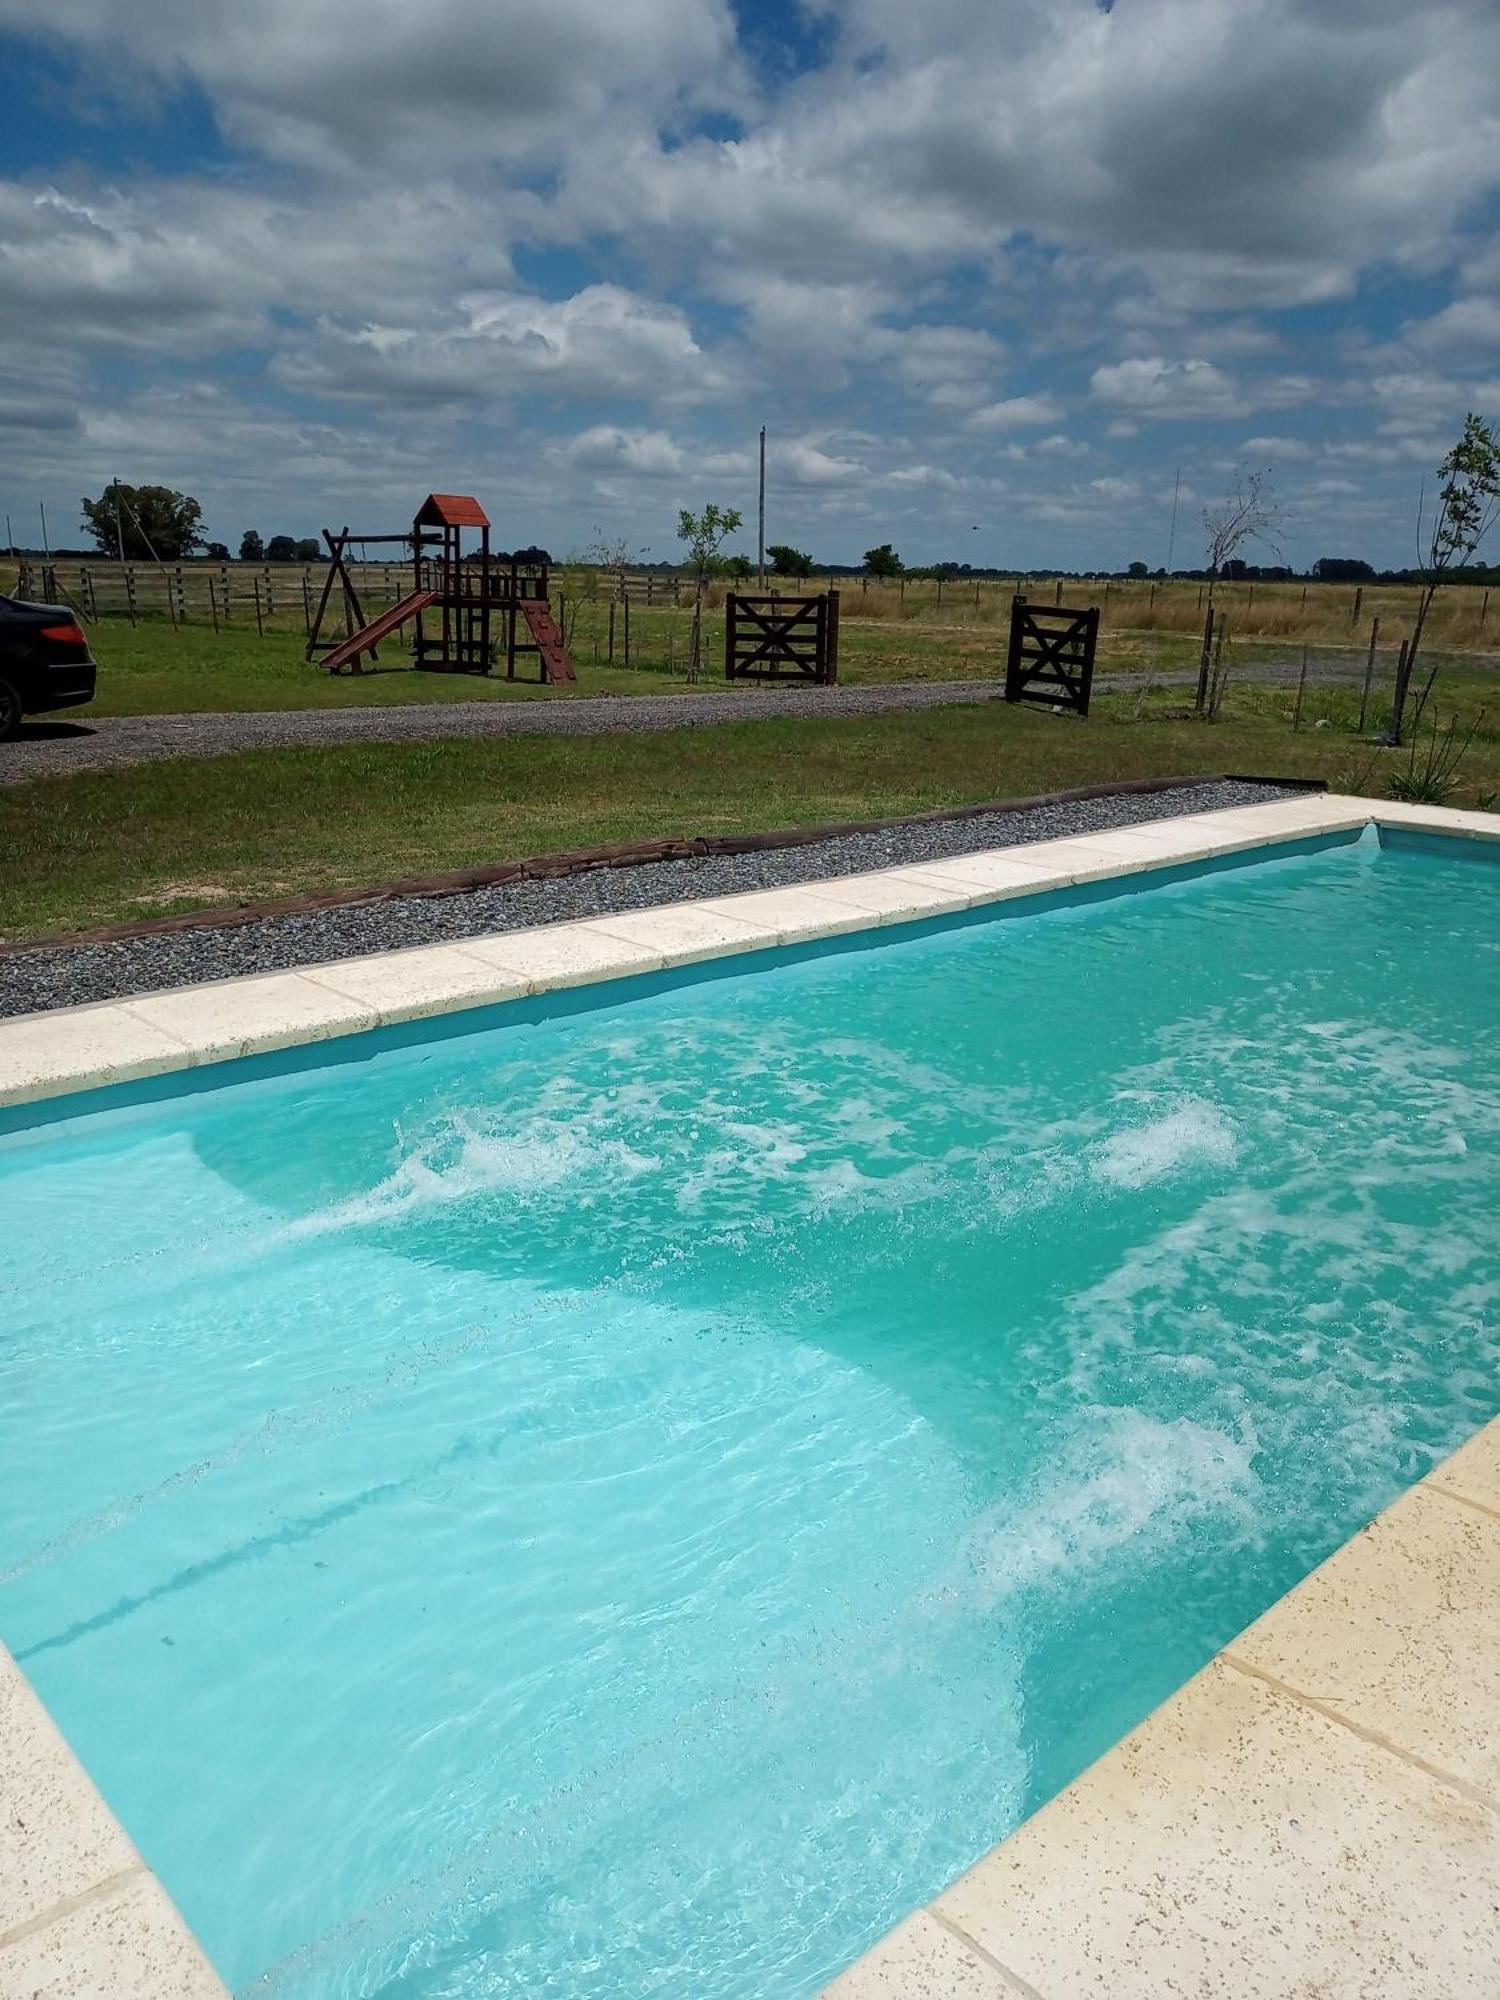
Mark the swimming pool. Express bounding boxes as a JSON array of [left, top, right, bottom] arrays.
[[2, 824, 1497, 1997]]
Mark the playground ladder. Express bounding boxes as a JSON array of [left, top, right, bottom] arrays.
[[520, 600, 576, 683]]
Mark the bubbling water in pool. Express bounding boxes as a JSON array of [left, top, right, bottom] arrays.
[[1, 830, 1497, 1999]]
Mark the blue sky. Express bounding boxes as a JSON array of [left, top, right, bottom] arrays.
[[2, 0, 1499, 570]]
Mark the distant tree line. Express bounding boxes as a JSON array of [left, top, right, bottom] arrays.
[[236, 530, 325, 563]]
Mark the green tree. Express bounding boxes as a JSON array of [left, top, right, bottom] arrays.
[[676, 502, 744, 681], [204, 541, 230, 561], [677, 503, 744, 583], [266, 534, 298, 562], [239, 529, 265, 563], [1127, 560, 1149, 578], [863, 543, 902, 578], [80, 482, 205, 561], [1390, 413, 1500, 744], [722, 553, 753, 581], [294, 538, 324, 562], [767, 543, 813, 579]]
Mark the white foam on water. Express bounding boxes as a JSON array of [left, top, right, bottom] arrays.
[[955, 1408, 1261, 1612], [283, 1114, 660, 1238], [1091, 1097, 1237, 1190]]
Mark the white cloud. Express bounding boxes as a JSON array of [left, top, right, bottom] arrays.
[[969, 393, 1066, 431], [1403, 296, 1500, 354], [1, 0, 742, 173], [1091, 357, 1243, 418], [3, 0, 1499, 569], [888, 323, 1006, 409], [1241, 436, 1313, 460], [274, 286, 727, 408]]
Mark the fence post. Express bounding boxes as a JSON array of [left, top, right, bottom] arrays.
[[936, 577, 943, 613], [162, 568, 176, 627], [125, 566, 138, 626], [1358, 616, 1380, 733], [623, 591, 630, 669], [302, 574, 313, 635], [1054, 578, 1063, 605], [219, 563, 232, 621], [1352, 586, 1363, 626], [209, 578, 220, 633], [174, 565, 186, 624], [1481, 590, 1490, 637], [1195, 606, 1214, 713], [253, 580, 264, 636], [262, 565, 275, 617], [1292, 644, 1309, 730], [825, 588, 840, 685]]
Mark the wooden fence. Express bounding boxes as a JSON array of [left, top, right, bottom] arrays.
[[12, 558, 414, 632]]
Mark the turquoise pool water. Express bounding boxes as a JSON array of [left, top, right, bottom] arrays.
[[2, 828, 1498, 1997]]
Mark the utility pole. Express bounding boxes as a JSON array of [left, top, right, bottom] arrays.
[[757, 425, 766, 588], [39, 500, 50, 556], [114, 481, 126, 564], [1166, 467, 1181, 575]]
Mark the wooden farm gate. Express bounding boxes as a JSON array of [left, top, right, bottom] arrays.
[[1004, 594, 1098, 716], [725, 590, 840, 684]]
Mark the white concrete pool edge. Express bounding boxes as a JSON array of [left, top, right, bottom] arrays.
[[4, 790, 1489, 1111], [0, 1639, 229, 1996], [2, 790, 1496, 1996], [824, 1413, 1500, 1998]]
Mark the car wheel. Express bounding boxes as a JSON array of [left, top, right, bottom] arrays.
[[0, 679, 22, 741]]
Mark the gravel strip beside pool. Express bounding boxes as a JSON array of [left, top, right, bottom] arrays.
[[0, 780, 1299, 1017]]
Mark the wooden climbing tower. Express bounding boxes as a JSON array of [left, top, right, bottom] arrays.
[[307, 493, 576, 682]]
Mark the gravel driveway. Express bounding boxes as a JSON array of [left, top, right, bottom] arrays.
[[2, 680, 1007, 785], [0, 652, 1423, 787]]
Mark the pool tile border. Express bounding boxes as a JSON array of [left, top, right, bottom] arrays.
[[0, 1644, 228, 1996], [0, 789, 1437, 1111], [1, 790, 1497, 1997], [828, 1424, 1500, 1999]]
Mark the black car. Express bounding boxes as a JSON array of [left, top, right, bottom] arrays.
[[0, 594, 98, 737]]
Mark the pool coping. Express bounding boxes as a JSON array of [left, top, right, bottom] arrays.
[[2, 790, 1497, 1996]]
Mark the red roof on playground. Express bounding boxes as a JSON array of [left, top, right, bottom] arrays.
[[416, 493, 490, 528]]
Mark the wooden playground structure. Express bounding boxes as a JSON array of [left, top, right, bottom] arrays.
[[306, 494, 575, 682]]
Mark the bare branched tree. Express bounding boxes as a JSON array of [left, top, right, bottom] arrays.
[[1388, 413, 1500, 745], [1202, 469, 1281, 603]]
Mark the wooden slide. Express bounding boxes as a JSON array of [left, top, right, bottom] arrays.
[[318, 589, 437, 674]]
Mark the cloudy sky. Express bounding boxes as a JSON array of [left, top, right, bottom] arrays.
[[2, 0, 1499, 569]]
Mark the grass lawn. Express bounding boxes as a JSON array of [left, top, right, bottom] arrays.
[[7, 675, 1497, 942]]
